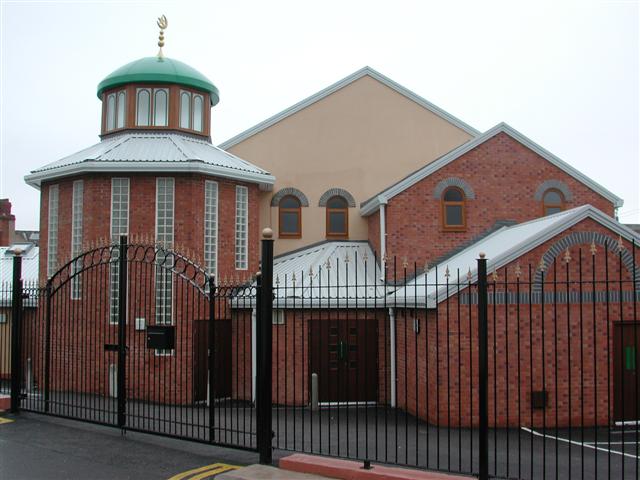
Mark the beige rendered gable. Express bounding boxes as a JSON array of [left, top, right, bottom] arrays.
[[226, 73, 474, 255]]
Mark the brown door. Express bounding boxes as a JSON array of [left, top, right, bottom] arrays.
[[309, 317, 377, 403], [193, 320, 232, 402], [614, 322, 640, 421]]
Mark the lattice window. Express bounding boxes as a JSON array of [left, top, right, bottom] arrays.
[[155, 178, 175, 327], [235, 185, 248, 270], [47, 184, 59, 278], [70, 180, 84, 300], [204, 180, 218, 277], [109, 178, 129, 324]]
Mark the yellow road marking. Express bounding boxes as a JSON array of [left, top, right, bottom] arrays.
[[0, 417, 14, 425], [168, 463, 239, 480], [190, 465, 238, 480]]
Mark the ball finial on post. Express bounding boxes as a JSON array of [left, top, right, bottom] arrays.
[[262, 228, 273, 240], [479, 252, 486, 259]]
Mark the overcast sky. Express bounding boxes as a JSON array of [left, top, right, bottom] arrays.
[[1, 0, 638, 230]]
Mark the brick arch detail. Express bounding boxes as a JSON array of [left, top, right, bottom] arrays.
[[270, 187, 309, 207], [433, 177, 476, 199], [534, 179, 573, 202], [532, 231, 640, 289], [318, 188, 356, 207]]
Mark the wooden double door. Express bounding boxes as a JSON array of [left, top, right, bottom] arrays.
[[309, 318, 377, 403], [614, 322, 640, 421]]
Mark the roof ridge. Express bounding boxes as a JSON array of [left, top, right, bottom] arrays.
[[218, 66, 479, 150], [360, 123, 623, 215]]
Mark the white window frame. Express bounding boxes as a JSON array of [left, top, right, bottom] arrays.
[[204, 180, 218, 278], [153, 88, 169, 126], [155, 178, 175, 356], [47, 184, 59, 278], [136, 88, 151, 126], [192, 94, 204, 132], [109, 178, 129, 325], [179, 90, 191, 129], [116, 91, 126, 129], [70, 180, 84, 300], [272, 309, 285, 325], [235, 185, 249, 270]]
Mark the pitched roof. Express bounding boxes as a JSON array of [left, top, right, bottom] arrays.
[[391, 205, 640, 307], [218, 66, 480, 150], [24, 132, 275, 190], [360, 122, 624, 215], [271, 241, 387, 308]]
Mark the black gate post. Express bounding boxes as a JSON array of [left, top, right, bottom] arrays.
[[477, 253, 489, 480], [44, 279, 52, 413], [257, 228, 274, 464], [208, 275, 216, 443], [10, 253, 23, 413], [117, 235, 128, 428]]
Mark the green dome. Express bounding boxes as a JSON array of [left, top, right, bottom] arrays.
[[97, 56, 219, 105]]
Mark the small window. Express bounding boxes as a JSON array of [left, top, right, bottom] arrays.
[[442, 187, 466, 231], [326, 196, 348, 238], [272, 310, 285, 325], [180, 91, 191, 129], [542, 189, 565, 216], [279, 195, 301, 238], [136, 89, 151, 126], [154, 89, 168, 126], [193, 94, 204, 132]]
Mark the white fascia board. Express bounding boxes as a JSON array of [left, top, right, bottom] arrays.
[[360, 123, 624, 216], [218, 66, 479, 150], [24, 161, 276, 191]]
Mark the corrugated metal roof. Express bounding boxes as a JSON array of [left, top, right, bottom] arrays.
[[24, 132, 275, 189], [271, 241, 387, 308], [393, 205, 640, 307], [0, 245, 39, 306]]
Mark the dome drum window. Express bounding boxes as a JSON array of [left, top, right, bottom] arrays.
[[136, 87, 169, 127], [179, 89, 205, 132], [104, 89, 126, 132]]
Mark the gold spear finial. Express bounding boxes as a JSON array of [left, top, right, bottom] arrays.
[[157, 15, 168, 59]]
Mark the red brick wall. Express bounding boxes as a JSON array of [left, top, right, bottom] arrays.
[[231, 309, 390, 406], [36, 172, 260, 403], [39, 173, 260, 284], [395, 218, 638, 428], [381, 133, 616, 267]]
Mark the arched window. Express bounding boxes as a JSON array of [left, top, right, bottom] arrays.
[[180, 91, 191, 129], [136, 89, 151, 126], [326, 196, 348, 238], [442, 187, 466, 231], [116, 91, 126, 129], [106, 94, 116, 131], [154, 89, 168, 126], [279, 195, 302, 238], [193, 94, 204, 132], [542, 189, 565, 216]]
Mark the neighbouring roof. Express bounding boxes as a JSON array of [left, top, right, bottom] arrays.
[[97, 56, 220, 105], [24, 132, 275, 190], [0, 244, 39, 306], [391, 205, 640, 307], [360, 122, 624, 215], [271, 241, 388, 308], [218, 66, 479, 150]]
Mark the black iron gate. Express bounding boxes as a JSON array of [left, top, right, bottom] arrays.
[[7, 236, 265, 452]]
